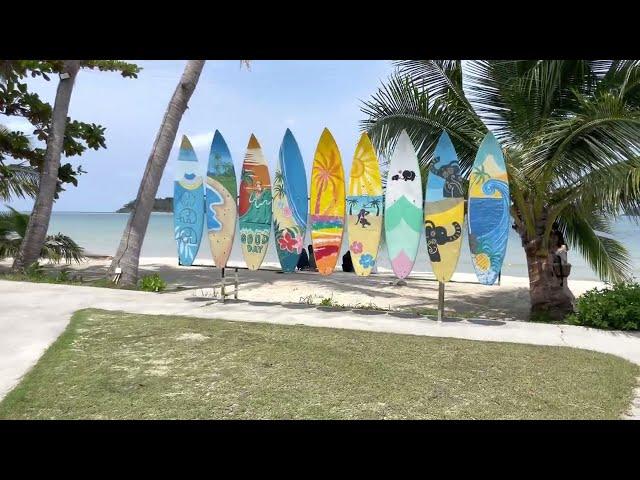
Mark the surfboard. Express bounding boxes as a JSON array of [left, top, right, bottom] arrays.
[[273, 129, 308, 273], [384, 130, 423, 279], [424, 131, 465, 283], [206, 130, 237, 268], [310, 128, 345, 275], [468, 131, 510, 285], [238, 134, 272, 270], [347, 133, 383, 276], [173, 135, 204, 266]]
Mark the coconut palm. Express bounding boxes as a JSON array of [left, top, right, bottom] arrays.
[[362, 60, 640, 320], [273, 170, 285, 199], [369, 198, 381, 216], [12, 60, 82, 271], [346, 198, 359, 215], [108, 60, 206, 286], [0, 206, 84, 263]]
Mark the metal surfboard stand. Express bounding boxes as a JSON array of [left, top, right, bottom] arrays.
[[214, 267, 239, 303]]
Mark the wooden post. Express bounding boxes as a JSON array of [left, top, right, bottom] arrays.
[[437, 281, 445, 322]]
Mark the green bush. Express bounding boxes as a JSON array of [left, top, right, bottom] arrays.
[[139, 274, 167, 293], [566, 282, 640, 330], [25, 262, 46, 279]]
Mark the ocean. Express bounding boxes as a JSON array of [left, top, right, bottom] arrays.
[[47, 212, 640, 281]]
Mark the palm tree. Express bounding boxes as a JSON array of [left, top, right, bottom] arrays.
[[241, 169, 254, 186], [108, 60, 206, 286], [369, 198, 381, 216], [362, 60, 640, 320], [346, 198, 358, 215], [12, 60, 81, 272], [273, 171, 285, 199], [0, 207, 84, 264]]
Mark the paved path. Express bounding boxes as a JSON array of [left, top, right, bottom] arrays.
[[1, 280, 639, 418]]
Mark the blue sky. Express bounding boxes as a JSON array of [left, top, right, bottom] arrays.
[[4, 60, 394, 212]]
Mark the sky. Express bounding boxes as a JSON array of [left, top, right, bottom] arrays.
[[3, 60, 395, 212]]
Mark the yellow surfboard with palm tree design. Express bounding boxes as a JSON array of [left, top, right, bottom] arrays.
[[310, 128, 346, 275], [347, 133, 383, 276]]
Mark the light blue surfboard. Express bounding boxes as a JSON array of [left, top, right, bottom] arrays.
[[173, 135, 204, 266], [273, 129, 308, 272]]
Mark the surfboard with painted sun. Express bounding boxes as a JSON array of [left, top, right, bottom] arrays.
[[347, 133, 383, 276], [310, 128, 346, 275]]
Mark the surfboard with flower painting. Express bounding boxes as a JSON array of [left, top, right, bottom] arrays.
[[347, 133, 383, 276], [173, 135, 204, 266], [206, 130, 237, 268], [468, 132, 510, 285], [310, 128, 346, 275], [384, 130, 423, 279], [273, 129, 308, 272], [239, 134, 272, 270], [424, 131, 465, 283]]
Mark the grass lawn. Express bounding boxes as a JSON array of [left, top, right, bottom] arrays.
[[1, 309, 638, 420]]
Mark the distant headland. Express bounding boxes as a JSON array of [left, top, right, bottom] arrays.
[[116, 197, 173, 213]]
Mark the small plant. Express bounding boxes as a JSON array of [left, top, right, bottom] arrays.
[[25, 262, 46, 279], [56, 268, 71, 283], [353, 302, 386, 311], [139, 274, 167, 292], [566, 282, 640, 331], [319, 296, 334, 307]]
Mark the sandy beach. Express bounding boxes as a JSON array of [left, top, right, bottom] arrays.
[[1, 257, 605, 321]]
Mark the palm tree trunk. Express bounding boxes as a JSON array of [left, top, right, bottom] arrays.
[[523, 235, 575, 321], [108, 60, 205, 286], [12, 60, 81, 271]]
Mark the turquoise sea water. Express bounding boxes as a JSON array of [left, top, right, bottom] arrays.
[[47, 212, 640, 281]]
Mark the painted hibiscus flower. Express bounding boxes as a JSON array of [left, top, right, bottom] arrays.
[[278, 231, 298, 253], [291, 235, 303, 254], [283, 205, 292, 218], [359, 254, 375, 269], [350, 241, 363, 254]]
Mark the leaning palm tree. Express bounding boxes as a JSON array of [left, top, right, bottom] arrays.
[[362, 60, 640, 320], [0, 206, 84, 264], [12, 60, 81, 271], [108, 60, 206, 286]]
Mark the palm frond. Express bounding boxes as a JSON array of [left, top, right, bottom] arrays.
[[41, 233, 85, 264], [558, 201, 631, 283], [361, 71, 484, 176]]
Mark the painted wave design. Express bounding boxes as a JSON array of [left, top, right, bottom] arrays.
[[469, 179, 510, 285]]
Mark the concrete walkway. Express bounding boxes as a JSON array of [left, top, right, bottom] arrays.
[[1, 279, 639, 418]]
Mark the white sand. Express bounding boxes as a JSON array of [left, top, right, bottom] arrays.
[[0, 256, 605, 321]]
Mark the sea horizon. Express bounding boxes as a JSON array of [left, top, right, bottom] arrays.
[[40, 211, 640, 282]]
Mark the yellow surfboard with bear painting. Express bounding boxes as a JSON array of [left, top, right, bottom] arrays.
[[424, 131, 465, 283]]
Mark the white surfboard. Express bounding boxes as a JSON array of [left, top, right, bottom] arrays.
[[384, 130, 423, 279]]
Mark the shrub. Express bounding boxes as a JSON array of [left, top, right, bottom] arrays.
[[139, 274, 167, 292], [25, 262, 46, 279], [566, 282, 640, 331]]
